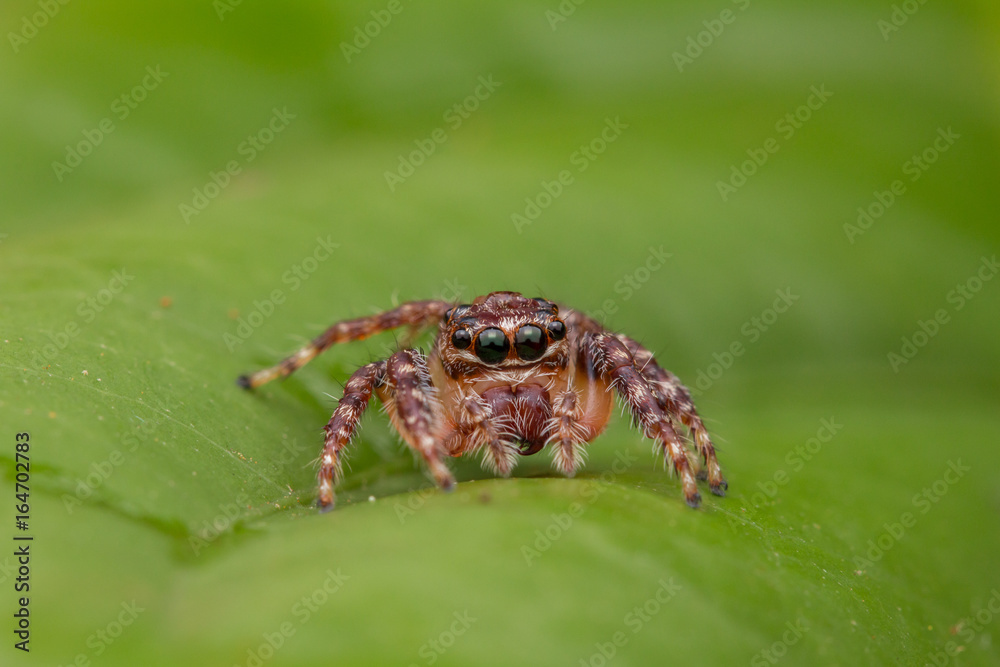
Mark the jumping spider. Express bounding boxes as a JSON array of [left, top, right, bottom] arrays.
[[237, 291, 726, 510]]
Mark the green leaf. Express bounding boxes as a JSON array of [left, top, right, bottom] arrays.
[[2, 1, 999, 666]]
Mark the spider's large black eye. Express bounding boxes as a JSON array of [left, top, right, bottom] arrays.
[[474, 328, 509, 364], [547, 320, 566, 341], [515, 324, 547, 361], [451, 328, 472, 350]]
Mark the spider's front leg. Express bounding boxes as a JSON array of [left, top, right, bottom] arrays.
[[237, 299, 449, 389], [316, 350, 454, 511], [584, 332, 721, 508]]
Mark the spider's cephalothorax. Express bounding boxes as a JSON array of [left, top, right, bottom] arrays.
[[238, 291, 727, 511]]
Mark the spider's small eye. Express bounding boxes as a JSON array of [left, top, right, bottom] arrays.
[[534, 298, 558, 314], [474, 328, 509, 364], [444, 304, 471, 323], [515, 325, 547, 361], [547, 320, 566, 341], [451, 328, 472, 350]]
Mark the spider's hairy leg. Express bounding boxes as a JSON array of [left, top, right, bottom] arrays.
[[237, 299, 450, 389], [547, 389, 590, 477], [617, 334, 727, 496], [376, 350, 455, 492], [317, 360, 387, 511], [584, 333, 702, 508], [460, 393, 519, 477]]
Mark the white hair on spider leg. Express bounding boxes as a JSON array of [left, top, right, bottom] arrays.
[[478, 438, 519, 476], [550, 439, 588, 476]]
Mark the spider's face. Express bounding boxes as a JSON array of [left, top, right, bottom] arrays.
[[438, 291, 569, 375]]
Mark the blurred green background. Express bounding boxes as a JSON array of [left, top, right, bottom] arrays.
[[2, 0, 999, 665]]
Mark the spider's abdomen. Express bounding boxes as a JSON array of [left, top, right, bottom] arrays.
[[480, 384, 552, 456]]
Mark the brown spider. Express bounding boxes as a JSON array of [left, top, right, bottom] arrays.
[[237, 291, 726, 510]]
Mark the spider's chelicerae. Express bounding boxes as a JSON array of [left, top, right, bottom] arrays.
[[238, 291, 727, 510]]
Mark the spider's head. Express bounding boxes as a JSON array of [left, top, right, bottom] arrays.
[[438, 291, 568, 376]]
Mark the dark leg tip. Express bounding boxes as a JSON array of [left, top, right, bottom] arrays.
[[316, 498, 335, 513], [440, 477, 456, 493], [236, 375, 253, 390], [685, 492, 702, 509], [710, 479, 729, 497]]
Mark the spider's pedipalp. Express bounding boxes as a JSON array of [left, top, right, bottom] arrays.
[[459, 393, 519, 476], [546, 388, 591, 477]]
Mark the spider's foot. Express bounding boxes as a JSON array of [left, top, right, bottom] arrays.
[[316, 497, 336, 513], [710, 477, 728, 497], [236, 374, 252, 390], [677, 464, 702, 509], [317, 478, 337, 512], [429, 459, 456, 492]]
